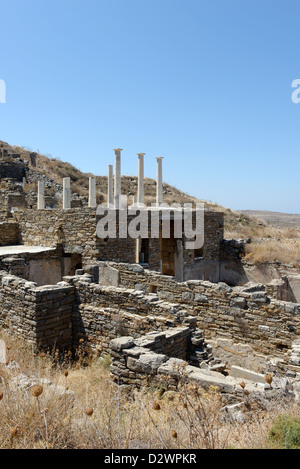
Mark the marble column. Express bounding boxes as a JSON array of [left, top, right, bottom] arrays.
[[89, 177, 97, 208], [63, 177, 71, 210], [108, 165, 114, 208], [113, 148, 123, 209], [37, 180, 45, 210], [137, 153, 146, 207], [156, 157, 164, 206]]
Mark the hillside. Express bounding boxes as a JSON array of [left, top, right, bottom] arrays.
[[242, 210, 300, 229]]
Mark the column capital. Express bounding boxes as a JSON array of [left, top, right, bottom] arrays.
[[113, 148, 123, 153], [137, 153, 146, 156], [156, 156, 164, 160]]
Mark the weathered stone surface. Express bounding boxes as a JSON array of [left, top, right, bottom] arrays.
[[188, 369, 237, 394], [128, 264, 144, 273], [110, 337, 135, 351], [221, 403, 246, 423], [230, 297, 247, 308], [157, 358, 187, 377], [230, 365, 266, 384], [194, 293, 208, 303], [127, 352, 168, 374], [98, 262, 120, 287], [182, 291, 193, 302]]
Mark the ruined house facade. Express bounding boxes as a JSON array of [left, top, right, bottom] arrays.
[[0, 145, 300, 388]]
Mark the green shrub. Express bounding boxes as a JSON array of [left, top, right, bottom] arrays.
[[269, 414, 300, 449]]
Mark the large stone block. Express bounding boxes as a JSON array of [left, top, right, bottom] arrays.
[[98, 262, 120, 287], [127, 352, 168, 374], [230, 365, 266, 384], [110, 337, 135, 351]]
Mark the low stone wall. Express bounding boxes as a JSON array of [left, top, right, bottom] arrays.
[[0, 222, 20, 246], [109, 332, 264, 400], [65, 273, 197, 351], [109, 331, 300, 403], [0, 271, 74, 349], [110, 328, 193, 388], [0, 246, 69, 285]]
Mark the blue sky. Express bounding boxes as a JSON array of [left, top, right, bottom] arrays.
[[0, 0, 300, 213]]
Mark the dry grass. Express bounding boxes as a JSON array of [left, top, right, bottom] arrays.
[[226, 214, 300, 266], [244, 238, 300, 266], [1, 331, 299, 449]]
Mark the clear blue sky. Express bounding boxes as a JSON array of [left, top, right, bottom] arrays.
[[1, 0, 300, 213]]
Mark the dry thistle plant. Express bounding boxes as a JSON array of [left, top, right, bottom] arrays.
[[84, 408, 94, 417], [30, 384, 43, 398]]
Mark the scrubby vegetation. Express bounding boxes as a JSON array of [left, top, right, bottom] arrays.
[[268, 414, 300, 449], [0, 331, 299, 450]]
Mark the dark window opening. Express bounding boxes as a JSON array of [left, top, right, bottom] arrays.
[[150, 284, 158, 294], [139, 238, 149, 264], [194, 247, 204, 258]]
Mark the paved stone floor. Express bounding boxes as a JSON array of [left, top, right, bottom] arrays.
[[0, 245, 55, 255]]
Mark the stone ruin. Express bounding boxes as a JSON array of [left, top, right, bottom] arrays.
[[0, 145, 300, 406]]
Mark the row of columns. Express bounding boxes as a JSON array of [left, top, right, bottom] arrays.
[[111, 149, 164, 209], [37, 150, 164, 210]]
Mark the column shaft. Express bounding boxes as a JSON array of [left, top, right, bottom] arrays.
[[137, 153, 145, 206], [89, 177, 97, 208], [156, 157, 164, 206], [108, 165, 114, 207], [113, 149, 123, 209], [37, 181, 45, 210], [63, 177, 71, 210]]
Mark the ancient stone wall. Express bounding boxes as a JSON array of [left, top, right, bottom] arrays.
[[13, 208, 99, 263], [109, 332, 298, 403], [12, 209, 157, 267], [0, 260, 299, 374], [0, 271, 74, 349], [0, 153, 28, 181], [66, 273, 196, 351], [12, 208, 224, 276], [0, 246, 77, 285], [85, 261, 300, 370], [200, 211, 224, 261], [110, 328, 191, 388], [0, 222, 20, 246], [109, 332, 245, 396]]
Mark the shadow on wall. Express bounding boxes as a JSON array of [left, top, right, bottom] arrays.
[[28, 253, 83, 286]]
